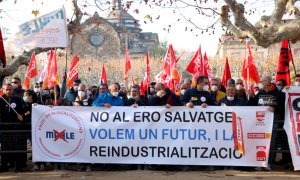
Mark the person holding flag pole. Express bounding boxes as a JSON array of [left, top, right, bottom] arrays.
[[0, 83, 25, 172]]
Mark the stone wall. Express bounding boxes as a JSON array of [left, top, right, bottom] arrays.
[[70, 13, 121, 60]]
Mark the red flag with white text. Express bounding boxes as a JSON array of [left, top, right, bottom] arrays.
[[23, 52, 38, 89], [67, 55, 79, 87]]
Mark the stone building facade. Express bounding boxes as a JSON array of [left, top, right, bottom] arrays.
[[70, 1, 159, 60], [216, 34, 300, 61]]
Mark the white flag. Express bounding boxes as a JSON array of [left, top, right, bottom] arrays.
[[16, 7, 68, 48]]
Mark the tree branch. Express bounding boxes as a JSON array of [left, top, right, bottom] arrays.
[[0, 48, 50, 77]]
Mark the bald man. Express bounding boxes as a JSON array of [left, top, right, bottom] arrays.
[[92, 83, 124, 107], [248, 75, 285, 170]]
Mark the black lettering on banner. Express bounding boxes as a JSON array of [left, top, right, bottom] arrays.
[[152, 111, 160, 122], [206, 111, 213, 122], [134, 112, 141, 122], [142, 112, 151, 122], [158, 147, 166, 157], [292, 97, 300, 111], [171, 147, 179, 158], [90, 112, 109, 122], [165, 111, 172, 122], [173, 111, 181, 122], [200, 147, 208, 158], [189, 111, 197, 122], [209, 147, 218, 158], [141, 146, 148, 157], [225, 112, 232, 122], [113, 112, 122, 122], [214, 112, 223, 123], [219, 148, 228, 159], [233, 150, 243, 159], [198, 112, 206, 122], [90, 146, 97, 156]]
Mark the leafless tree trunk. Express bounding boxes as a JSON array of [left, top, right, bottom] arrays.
[[221, 0, 300, 47]]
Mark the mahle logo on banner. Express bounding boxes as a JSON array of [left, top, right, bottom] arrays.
[[35, 108, 85, 160]]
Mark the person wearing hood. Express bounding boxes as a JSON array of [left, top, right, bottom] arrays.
[[92, 83, 124, 107]]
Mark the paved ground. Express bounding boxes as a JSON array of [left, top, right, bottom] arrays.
[[0, 170, 300, 180], [0, 164, 299, 180]]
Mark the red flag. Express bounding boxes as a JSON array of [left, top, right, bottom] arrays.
[[141, 53, 150, 95], [163, 44, 177, 76], [100, 64, 107, 84], [241, 40, 260, 89], [186, 46, 204, 79], [43, 50, 60, 89], [23, 52, 38, 89], [124, 44, 131, 81], [222, 57, 232, 88], [164, 45, 180, 93], [275, 40, 292, 86], [0, 29, 6, 68], [66, 55, 79, 87], [203, 52, 214, 79]]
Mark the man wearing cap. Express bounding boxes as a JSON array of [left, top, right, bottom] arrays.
[[64, 78, 81, 106]]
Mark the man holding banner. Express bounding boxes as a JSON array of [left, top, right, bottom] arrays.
[[248, 75, 285, 170]]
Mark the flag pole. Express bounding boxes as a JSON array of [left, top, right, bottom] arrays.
[[0, 96, 20, 116], [288, 40, 297, 75]]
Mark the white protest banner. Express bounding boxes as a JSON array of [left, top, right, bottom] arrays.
[[284, 87, 300, 170], [32, 105, 273, 167], [15, 7, 68, 48]]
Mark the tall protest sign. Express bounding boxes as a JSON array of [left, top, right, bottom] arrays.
[[32, 105, 273, 167], [16, 7, 68, 48], [284, 87, 300, 170]]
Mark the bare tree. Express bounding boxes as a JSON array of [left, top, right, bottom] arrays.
[[0, 0, 83, 85], [221, 0, 300, 47]]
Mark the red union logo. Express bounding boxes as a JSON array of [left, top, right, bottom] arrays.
[[256, 111, 265, 126], [256, 146, 267, 161], [256, 111, 265, 121], [36, 108, 85, 160]]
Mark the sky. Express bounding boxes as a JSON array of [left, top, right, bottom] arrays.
[[0, 0, 275, 56]]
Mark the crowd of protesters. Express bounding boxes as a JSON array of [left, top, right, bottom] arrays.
[[1, 74, 300, 172]]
